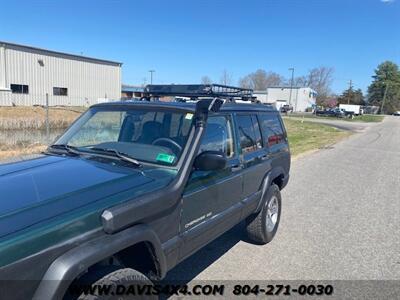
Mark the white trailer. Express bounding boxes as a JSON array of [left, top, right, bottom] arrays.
[[339, 104, 363, 115]]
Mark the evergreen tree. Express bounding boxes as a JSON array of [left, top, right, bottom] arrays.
[[338, 88, 364, 105], [367, 61, 400, 114]]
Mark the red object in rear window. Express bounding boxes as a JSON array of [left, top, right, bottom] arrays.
[[268, 135, 279, 146]]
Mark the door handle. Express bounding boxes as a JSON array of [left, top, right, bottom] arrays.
[[231, 164, 242, 172], [261, 154, 270, 161]]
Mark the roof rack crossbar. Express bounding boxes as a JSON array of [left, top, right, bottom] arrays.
[[143, 84, 254, 100]]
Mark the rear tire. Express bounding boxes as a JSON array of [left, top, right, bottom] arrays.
[[246, 184, 281, 244], [75, 267, 156, 300]]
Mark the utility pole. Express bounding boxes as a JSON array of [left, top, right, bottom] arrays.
[[348, 80, 353, 104], [380, 82, 389, 114], [288, 68, 294, 108], [149, 70, 155, 84]]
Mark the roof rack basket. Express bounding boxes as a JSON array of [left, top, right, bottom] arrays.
[[143, 84, 256, 102]]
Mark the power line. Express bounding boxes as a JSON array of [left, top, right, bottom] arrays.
[[348, 79, 353, 104]]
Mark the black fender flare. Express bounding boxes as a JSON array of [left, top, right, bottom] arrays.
[[269, 166, 286, 186], [33, 224, 166, 300], [255, 167, 285, 212], [255, 172, 272, 213]]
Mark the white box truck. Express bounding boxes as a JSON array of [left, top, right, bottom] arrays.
[[339, 104, 363, 116]]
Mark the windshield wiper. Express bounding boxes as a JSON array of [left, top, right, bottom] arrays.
[[47, 144, 141, 167], [89, 147, 142, 167], [47, 144, 82, 156]]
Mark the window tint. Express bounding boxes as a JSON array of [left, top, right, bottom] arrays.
[[251, 115, 263, 149], [10, 84, 29, 94], [199, 116, 234, 158], [236, 115, 260, 153], [53, 87, 68, 96], [258, 113, 285, 146]]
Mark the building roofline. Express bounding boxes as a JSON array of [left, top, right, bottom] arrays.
[[121, 84, 144, 92], [254, 86, 310, 92], [254, 86, 317, 93], [0, 40, 122, 66]]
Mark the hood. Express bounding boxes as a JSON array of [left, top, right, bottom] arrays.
[[0, 155, 171, 237]]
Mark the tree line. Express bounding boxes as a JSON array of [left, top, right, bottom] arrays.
[[201, 61, 400, 114]]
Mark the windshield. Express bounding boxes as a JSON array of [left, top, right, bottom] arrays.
[[55, 107, 194, 166]]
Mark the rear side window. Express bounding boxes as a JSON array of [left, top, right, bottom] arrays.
[[236, 115, 262, 153], [258, 113, 286, 146]]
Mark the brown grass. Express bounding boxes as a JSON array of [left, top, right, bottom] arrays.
[[0, 106, 86, 130], [0, 106, 86, 161], [0, 144, 47, 161]]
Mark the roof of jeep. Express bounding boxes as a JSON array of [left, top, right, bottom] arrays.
[[92, 100, 277, 113]]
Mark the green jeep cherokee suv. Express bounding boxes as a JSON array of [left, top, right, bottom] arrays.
[[0, 85, 290, 299]]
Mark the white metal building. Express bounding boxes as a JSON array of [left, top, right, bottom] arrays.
[[254, 87, 317, 112], [0, 41, 122, 106]]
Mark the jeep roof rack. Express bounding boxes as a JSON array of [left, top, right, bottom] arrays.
[[142, 84, 256, 102]]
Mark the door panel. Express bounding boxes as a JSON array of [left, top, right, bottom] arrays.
[[242, 149, 270, 198], [179, 115, 243, 259], [236, 114, 270, 198], [181, 163, 242, 230]]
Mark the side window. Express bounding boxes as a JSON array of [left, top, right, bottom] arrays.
[[199, 116, 234, 158], [258, 113, 285, 146], [236, 115, 262, 154]]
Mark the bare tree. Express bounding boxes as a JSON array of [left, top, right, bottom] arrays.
[[220, 69, 233, 86], [262, 71, 285, 89], [239, 69, 285, 90], [238, 76, 253, 89], [238, 67, 334, 104], [201, 76, 212, 84], [303, 67, 334, 104], [293, 75, 308, 87]]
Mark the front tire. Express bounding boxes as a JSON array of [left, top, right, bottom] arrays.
[[76, 267, 156, 300], [246, 184, 282, 244]]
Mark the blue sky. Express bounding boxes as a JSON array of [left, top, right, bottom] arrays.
[[0, 0, 399, 94]]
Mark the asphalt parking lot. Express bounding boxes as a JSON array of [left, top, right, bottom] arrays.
[[166, 116, 400, 282]]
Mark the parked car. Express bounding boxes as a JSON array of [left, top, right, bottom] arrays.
[[316, 107, 346, 118], [0, 84, 290, 299], [280, 104, 293, 114], [393, 111, 400, 116]]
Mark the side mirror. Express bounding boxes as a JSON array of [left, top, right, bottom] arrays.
[[193, 151, 227, 171]]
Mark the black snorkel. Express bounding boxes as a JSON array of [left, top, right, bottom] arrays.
[[101, 98, 224, 234]]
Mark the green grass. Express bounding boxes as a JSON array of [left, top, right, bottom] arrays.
[[286, 113, 384, 123], [284, 118, 351, 156], [349, 114, 384, 122]]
